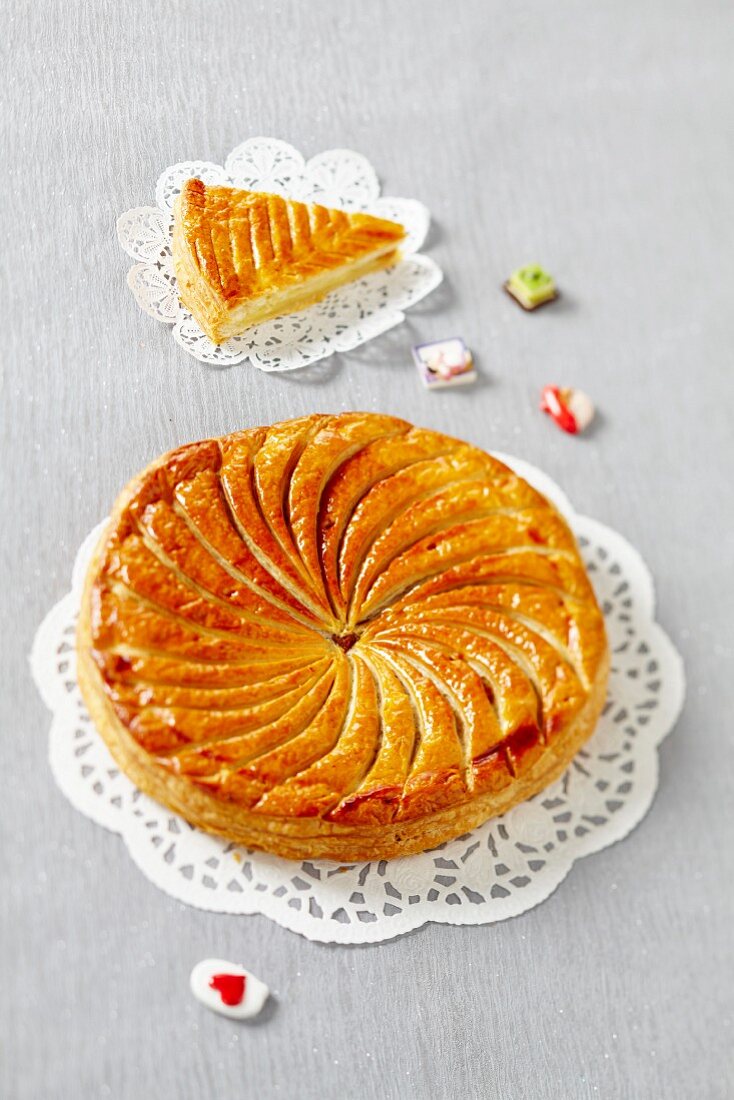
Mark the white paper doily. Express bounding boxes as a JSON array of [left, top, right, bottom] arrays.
[[31, 456, 684, 944], [116, 137, 442, 371]]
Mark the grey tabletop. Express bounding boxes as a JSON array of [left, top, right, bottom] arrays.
[[3, 1, 733, 1097]]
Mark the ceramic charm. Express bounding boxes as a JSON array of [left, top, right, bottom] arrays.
[[190, 958, 269, 1020], [412, 337, 476, 388], [540, 385, 595, 434]]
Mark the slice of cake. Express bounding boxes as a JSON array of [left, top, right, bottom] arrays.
[[172, 179, 405, 343]]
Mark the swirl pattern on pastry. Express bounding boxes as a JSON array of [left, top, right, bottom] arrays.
[[77, 414, 609, 861]]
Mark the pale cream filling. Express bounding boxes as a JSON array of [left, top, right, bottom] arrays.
[[216, 245, 400, 339]]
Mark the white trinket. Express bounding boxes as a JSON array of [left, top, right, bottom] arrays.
[[190, 958, 269, 1020]]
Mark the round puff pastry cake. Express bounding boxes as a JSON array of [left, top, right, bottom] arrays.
[[77, 414, 609, 862]]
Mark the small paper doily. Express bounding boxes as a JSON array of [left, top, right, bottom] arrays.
[[116, 137, 442, 371], [31, 457, 684, 944]]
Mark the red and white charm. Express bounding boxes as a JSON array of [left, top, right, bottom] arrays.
[[190, 958, 269, 1020], [540, 385, 595, 434]]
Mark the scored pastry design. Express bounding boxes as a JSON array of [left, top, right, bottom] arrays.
[[172, 180, 405, 343], [77, 414, 609, 862]]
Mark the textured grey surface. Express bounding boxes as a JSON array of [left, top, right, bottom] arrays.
[[2, 1, 733, 1097]]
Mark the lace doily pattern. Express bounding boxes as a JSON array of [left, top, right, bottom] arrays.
[[31, 458, 684, 944], [116, 138, 441, 371]]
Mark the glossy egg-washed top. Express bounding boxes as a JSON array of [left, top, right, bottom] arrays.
[[176, 179, 405, 303], [86, 413, 607, 825]]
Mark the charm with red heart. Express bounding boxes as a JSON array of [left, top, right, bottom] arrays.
[[190, 958, 270, 1019]]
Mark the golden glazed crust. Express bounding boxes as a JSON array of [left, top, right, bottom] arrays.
[[77, 414, 609, 862], [172, 180, 405, 343]]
